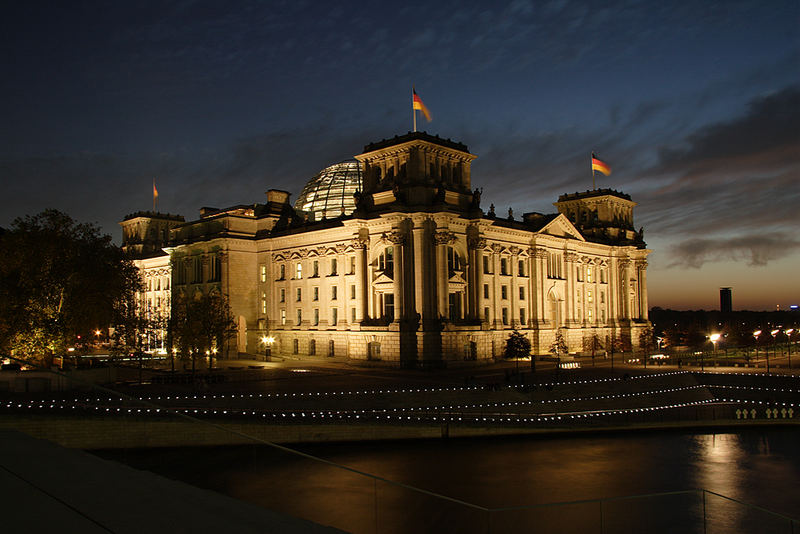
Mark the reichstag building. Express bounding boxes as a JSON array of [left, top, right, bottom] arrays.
[[121, 131, 651, 366]]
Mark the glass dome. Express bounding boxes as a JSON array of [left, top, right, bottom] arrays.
[[295, 160, 363, 221]]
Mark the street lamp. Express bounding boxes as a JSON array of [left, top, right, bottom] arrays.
[[709, 333, 721, 366], [785, 328, 795, 369], [753, 330, 762, 366], [261, 335, 275, 361], [770, 329, 780, 373]]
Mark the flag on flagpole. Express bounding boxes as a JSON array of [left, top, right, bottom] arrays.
[[591, 153, 611, 176], [412, 89, 432, 122], [153, 181, 159, 200]]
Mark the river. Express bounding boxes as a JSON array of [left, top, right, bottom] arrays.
[[97, 427, 800, 533]]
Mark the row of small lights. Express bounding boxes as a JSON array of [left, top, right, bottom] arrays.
[[2, 399, 739, 424], [3, 369, 796, 410], [1, 385, 707, 413], [0, 370, 694, 407], [708, 384, 799, 394]]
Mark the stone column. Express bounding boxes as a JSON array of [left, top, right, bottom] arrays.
[[531, 248, 548, 326], [620, 259, 632, 320], [388, 232, 405, 322], [412, 223, 426, 320], [638, 260, 649, 321], [490, 243, 503, 327], [565, 252, 578, 325], [509, 246, 520, 326], [468, 236, 486, 321], [352, 237, 369, 321], [433, 230, 455, 320]]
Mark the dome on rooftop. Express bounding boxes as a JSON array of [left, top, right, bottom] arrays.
[[294, 160, 363, 222]]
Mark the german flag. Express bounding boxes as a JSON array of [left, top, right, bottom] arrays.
[[413, 89, 431, 122], [591, 153, 611, 176]]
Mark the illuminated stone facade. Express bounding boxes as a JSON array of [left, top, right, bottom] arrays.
[[123, 132, 651, 365], [120, 212, 184, 352]]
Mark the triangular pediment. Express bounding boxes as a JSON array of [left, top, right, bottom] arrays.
[[373, 273, 394, 285], [537, 214, 585, 241], [448, 271, 467, 284]]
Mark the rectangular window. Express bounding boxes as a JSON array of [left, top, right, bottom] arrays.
[[379, 247, 394, 277], [312, 260, 319, 277], [313, 308, 319, 326], [483, 284, 489, 299], [313, 287, 319, 301], [193, 257, 203, 283], [448, 292, 461, 321], [296, 288, 302, 302], [484, 307, 490, 323], [518, 260, 525, 276], [331, 286, 338, 300], [261, 292, 267, 314], [260, 264, 267, 283], [280, 288, 285, 303], [296, 309, 302, 325], [520, 308, 526, 325], [350, 285, 356, 299], [331, 308, 338, 326], [519, 287, 525, 300], [351, 307, 356, 322], [383, 293, 394, 321], [349, 256, 356, 274], [280, 309, 286, 325], [501, 286, 508, 299], [586, 266, 593, 283], [209, 255, 221, 282], [279, 264, 285, 280], [331, 258, 338, 276], [502, 308, 509, 325], [483, 256, 490, 274], [500, 258, 508, 275], [296, 263, 302, 279], [600, 291, 605, 304], [587, 290, 593, 303], [588, 308, 593, 322], [577, 266, 583, 282]]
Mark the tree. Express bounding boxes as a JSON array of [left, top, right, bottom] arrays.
[[170, 291, 236, 374], [0, 210, 139, 366], [639, 327, 656, 367], [550, 329, 568, 358]]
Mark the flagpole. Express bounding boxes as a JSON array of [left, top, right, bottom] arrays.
[[412, 87, 417, 132], [591, 153, 596, 190]]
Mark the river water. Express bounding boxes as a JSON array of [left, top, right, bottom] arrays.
[[99, 427, 800, 533]]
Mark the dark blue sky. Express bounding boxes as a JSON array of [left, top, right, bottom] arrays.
[[2, 0, 798, 310]]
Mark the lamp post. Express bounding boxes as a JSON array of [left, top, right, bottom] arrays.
[[770, 329, 780, 373], [753, 330, 761, 367], [709, 333, 720, 369], [261, 335, 275, 361], [786, 328, 795, 369]]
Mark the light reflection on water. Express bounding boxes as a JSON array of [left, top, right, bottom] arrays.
[[99, 428, 800, 533]]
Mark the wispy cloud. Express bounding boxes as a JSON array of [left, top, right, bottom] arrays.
[[667, 232, 800, 268]]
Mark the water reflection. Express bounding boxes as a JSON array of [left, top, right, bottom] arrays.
[[98, 428, 800, 533]]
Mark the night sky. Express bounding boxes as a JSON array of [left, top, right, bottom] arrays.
[[2, 1, 798, 311]]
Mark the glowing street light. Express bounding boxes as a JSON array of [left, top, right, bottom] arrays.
[[261, 335, 275, 361], [785, 328, 795, 369], [706, 333, 721, 370]]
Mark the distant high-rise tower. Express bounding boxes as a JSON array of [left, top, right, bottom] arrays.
[[720, 287, 732, 313]]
